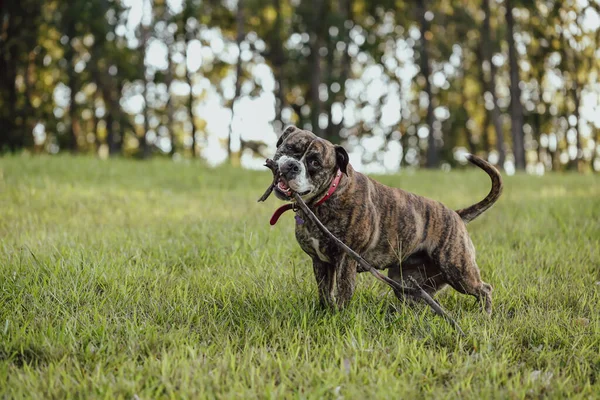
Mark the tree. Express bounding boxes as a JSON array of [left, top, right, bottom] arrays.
[[309, 0, 325, 136], [505, 0, 526, 170], [417, 0, 438, 168], [1, 0, 598, 174], [323, 0, 353, 143], [0, 0, 42, 152], [228, 0, 245, 162], [61, 1, 90, 153], [271, 0, 287, 129], [181, 0, 199, 158], [480, 0, 506, 167], [139, 19, 152, 159]]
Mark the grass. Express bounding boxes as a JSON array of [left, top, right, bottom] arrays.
[[0, 154, 599, 399]]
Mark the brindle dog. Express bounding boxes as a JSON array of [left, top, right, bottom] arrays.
[[269, 126, 503, 314]]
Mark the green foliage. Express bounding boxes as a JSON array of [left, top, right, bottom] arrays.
[[0, 0, 599, 171], [0, 156, 599, 397]]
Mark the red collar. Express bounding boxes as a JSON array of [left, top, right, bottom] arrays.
[[269, 169, 343, 225]]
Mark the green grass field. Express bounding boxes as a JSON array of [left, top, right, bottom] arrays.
[[1, 155, 599, 399]]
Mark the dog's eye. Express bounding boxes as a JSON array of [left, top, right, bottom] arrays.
[[309, 159, 320, 168]]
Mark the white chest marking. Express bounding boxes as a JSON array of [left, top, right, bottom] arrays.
[[310, 237, 331, 263]]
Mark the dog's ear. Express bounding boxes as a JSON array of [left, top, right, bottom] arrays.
[[335, 145, 349, 175], [277, 125, 298, 148]]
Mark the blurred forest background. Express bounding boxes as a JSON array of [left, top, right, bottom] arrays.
[[1, 0, 599, 174]]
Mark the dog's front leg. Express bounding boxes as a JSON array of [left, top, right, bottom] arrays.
[[312, 256, 357, 309], [334, 255, 357, 309], [312, 258, 336, 308]]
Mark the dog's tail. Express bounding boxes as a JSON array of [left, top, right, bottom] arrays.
[[455, 154, 503, 223]]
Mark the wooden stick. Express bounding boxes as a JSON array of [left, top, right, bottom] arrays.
[[292, 192, 465, 336], [257, 159, 279, 202]]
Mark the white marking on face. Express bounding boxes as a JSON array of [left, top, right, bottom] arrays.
[[277, 155, 314, 194], [277, 155, 295, 169], [310, 237, 331, 263]]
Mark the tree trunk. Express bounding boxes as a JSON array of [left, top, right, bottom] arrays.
[[571, 79, 582, 171], [67, 67, 80, 152], [140, 24, 151, 159], [229, 0, 244, 162], [272, 0, 286, 127], [461, 85, 477, 155], [325, 0, 352, 143], [184, 30, 197, 157], [417, 0, 438, 168], [0, 4, 13, 150], [164, 40, 176, 157], [534, 111, 542, 168], [0, 2, 40, 152], [105, 102, 115, 154], [23, 50, 37, 149], [505, 0, 526, 170], [91, 102, 99, 154], [324, 4, 335, 142], [115, 80, 126, 154], [481, 0, 505, 167], [0, 50, 17, 151], [102, 82, 120, 156], [481, 108, 491, 156], [90, 28, 121, 158], [561, 34, 582, 172], [309, 0, 324, 136], [0, 59, 19, 150], [595, 129, 600, 174], [64, 20, 80, 153], [400, 130, 410, 168]]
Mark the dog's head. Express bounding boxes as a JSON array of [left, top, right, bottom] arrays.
[[273, 126, 349, 202]]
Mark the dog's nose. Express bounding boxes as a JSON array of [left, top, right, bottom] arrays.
[[280, 160, 301, 179]]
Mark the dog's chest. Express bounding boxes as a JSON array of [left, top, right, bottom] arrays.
[[292, 206, 402, 271], [294, 217, 333, 263]]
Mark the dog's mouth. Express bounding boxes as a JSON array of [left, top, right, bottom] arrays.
[[274, 177, 310, 200], [276, 178, 292, 197]]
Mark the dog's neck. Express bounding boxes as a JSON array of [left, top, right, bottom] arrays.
[[308, 164, 355, 208]]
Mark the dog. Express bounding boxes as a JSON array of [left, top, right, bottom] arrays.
[[269, 125, 503, 314]]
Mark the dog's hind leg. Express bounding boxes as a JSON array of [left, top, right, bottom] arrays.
[[441, 258, 493, 315], [389, 251, 448, 297], [434, 223, 493, 315], [387, 264, 419, 307]]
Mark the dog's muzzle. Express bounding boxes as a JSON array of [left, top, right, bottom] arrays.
[[274, 158, 302, 199], [279, 159, 301, 181]]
